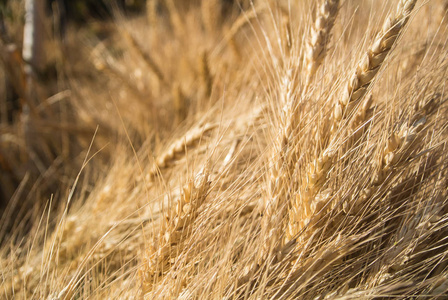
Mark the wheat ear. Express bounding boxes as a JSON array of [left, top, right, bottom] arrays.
[[305, 0, 340, 80], [148, 123, 216, 179], [288, 0, 418, 240], [140, 167, 211, 294], [261, 70, 297, 259], [334, 0, 417, 124], [351, 94, 439, 215]]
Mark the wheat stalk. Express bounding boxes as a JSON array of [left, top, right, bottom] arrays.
[[147, 0, 159, 28], [281, 15, 292, 56]]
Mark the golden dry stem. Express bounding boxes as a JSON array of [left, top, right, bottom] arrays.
[[281, 15, 292, 55]]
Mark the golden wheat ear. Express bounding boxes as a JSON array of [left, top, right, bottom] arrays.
[[305, 0, 340, 81], [334, 0, 417, 125], [260, 69, 296, 261], [353, 93, 441, 213], [259, 0, 342, 257], [148, 123, 216, 180], [140, 165, 211, 295]]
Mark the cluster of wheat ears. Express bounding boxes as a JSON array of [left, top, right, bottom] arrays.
[[1, 0, 448, 299]]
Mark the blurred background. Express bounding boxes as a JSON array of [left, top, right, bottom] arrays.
[[0, 0, 251, 239]]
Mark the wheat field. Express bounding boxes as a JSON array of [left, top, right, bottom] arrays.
[[1, 0, 448, 299]]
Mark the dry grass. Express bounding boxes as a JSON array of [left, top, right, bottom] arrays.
[[1, 0, 448, 299]]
